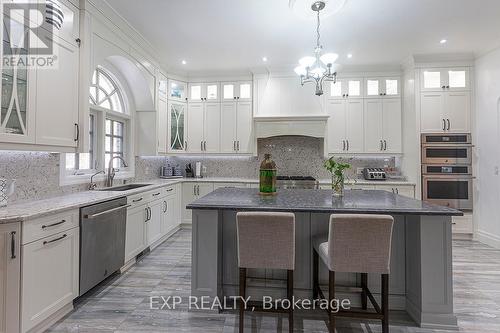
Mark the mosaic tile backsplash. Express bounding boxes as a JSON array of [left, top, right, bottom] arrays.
[[0, 136, 397, 204]]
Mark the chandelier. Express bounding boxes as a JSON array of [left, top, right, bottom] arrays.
[[294, 1, 339, 96]]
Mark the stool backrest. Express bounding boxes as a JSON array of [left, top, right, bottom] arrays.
[[329, 214, 394, 274], [237, 212, 295, 270]]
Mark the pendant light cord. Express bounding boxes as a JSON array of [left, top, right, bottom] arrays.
[[316, 7, 321, 49]]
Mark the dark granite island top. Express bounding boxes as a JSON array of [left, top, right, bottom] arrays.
[[187, 188, 462, 216]]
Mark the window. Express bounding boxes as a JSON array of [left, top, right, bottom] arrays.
[[105, 118, 125, 168], [61, 66, 133, 185], [90, 68, 124, 113]]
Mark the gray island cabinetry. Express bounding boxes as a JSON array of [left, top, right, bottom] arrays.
[[187, 188, 462, 329]]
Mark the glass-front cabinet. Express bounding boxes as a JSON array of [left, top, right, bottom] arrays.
[[169, 101, 187, 151], [421, 68, 470, 92], [221, 81, 252, 102], [0, 11, 35, 144], [188, 82, 220, 102], [326, 78, 363, 99], [365, 77, 400, 98], [168, 79, 187, 102]]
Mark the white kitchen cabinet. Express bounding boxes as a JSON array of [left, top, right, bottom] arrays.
[[420, 91, 470, 133], [364, 99, 402, 153], [161, 195, 177, 235], [157, 75, 168, 154], [375, 184, 415, 198], [146, 198, 163, 247], [168, 79, 188, 102], [188, 82, 220, 102], [182, 182, 214, 224], [35, 30, 80, 148], [222, 81, 252, 102], [21, 227, 79, 333], [421, 67, 470, 92], [169, 101, 187, 152], [452, 213, 473, 234], [187, 102, 221, 153], [326, 99, 364, 154], [0, 223, 20, 333], [365, 77, 400, 98], [326, 78, 363, 100], [213, 182, 247, 189], [125, 204, 148, 262], [220, 101, 253, 153]]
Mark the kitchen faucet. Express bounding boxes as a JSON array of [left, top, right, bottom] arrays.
[[88, 170, 105, 190], [106, 156, 128, 188]]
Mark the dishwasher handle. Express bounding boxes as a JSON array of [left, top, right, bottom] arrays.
[[83, 204, 131, 219]]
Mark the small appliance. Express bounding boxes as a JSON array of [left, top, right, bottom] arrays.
[[362, 168, 387, 181]]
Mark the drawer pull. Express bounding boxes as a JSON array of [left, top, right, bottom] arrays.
[[153, 192, 161, 197], [43, 234, 67, 245], [42, 219, 66, 229], [84, 205, 131, 219], [133, 198, 143, 203], [10, 231, 16, 259], [166, 188, 174, 192]]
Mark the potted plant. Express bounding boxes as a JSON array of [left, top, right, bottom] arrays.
[[324, 157, 351, 197]]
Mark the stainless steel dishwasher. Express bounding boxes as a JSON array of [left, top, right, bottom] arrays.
[[79, 197, 129, 296]]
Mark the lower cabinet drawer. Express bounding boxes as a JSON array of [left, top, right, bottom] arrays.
[[452, 214, 473, 234], [21, 227, 79, 333], [22, 210, 79, 245]]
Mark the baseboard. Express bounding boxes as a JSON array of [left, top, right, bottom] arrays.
[[476, 229, 500, 249], [452, 233, 473, 240], [26, 302, 73, 333]]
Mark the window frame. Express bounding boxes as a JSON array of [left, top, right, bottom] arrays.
[[60, 66, 134, 186]]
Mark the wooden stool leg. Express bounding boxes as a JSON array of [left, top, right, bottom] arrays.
[[361, 273, 368, 310], [287, 270, 294, 333], [381, 274, 389, 333], [329, 270, 336, 333], [313, 249, 319, 299], [239, 268, 246, 333]]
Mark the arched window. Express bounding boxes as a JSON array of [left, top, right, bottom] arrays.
[[89, 68, 125, 113]]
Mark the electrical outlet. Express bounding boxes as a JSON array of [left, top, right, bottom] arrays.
[[356, 167, 364, 175]]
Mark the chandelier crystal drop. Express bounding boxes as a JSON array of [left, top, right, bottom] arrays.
[[294, 1, 339, 96]]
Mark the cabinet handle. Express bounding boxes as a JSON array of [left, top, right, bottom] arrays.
[[193, 185, 196, 195], [342, 140, 346, 151], [197, 185, 200, 196], [10, 231, 16, 259], [163, 201, 167, 213], [201, 141, 204, 151], [384, 140, 387, 151], [233, 96, 237, 100], [447, 119, 450, 131], [204, 141, 207, 151], [74, 123, 79, 142], [383, 93, 387, 96], [237, 141, 240, 151], [380, 140, 383, 151], [342, 94, 345, 98], [396, 188, 399, 194], [346, 140, 349, 151], [42, 219, 66, 229], [446, 85, 450, 89], [185, 141, 188, 150], [442, 119, 446, 130], [153, 192, 161, 197], [133, 198, 143, 203], [166, 188, 174, 192], [43, 234, 67, 246], [442, 85, 446, 89]]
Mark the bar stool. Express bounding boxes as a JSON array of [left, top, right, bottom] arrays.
[[237, 212, 295, 333], [313, 214, 394, 333]]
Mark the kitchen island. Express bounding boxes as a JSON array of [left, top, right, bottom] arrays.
[[187, 188, 462, 329]]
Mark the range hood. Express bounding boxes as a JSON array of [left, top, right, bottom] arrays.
[[254, 115, 329, 139]]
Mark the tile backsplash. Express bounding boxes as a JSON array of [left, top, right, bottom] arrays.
[[0, 136, 398, 204]]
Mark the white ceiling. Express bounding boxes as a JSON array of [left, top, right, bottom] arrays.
[[106, 0, 500, 75]]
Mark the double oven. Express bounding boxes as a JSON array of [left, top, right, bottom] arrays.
[[421, 134, 473, 211]]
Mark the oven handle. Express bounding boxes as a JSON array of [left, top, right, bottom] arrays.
[[422, 143, 473, 148], [422, 175, 474, 180]]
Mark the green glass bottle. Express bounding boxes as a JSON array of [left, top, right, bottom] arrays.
[[259, 154, 277, 195]]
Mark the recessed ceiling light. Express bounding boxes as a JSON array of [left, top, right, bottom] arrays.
[[440, 39, 447, 44], [262, 56, 268, 62], [181, 60, 187, 65], [347, 53, 353, 59]]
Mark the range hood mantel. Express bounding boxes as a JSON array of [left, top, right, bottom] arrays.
[[254, 115, 329, 139]]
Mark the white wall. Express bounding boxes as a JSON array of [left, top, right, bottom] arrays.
[[475, 47, 500, 248]]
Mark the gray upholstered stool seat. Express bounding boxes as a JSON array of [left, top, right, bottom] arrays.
[[313, 214, 394, 333], [237, 212, 295, 333]]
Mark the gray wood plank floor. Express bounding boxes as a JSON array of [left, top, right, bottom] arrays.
[[47, 230, 500, 332]]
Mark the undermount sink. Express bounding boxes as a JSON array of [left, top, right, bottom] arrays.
[[98, 184, 153, 192]]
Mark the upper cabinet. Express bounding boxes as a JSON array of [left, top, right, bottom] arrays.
[[169, 101, 187, 152], [221, 81, 252, 102], [325, 78, 363, 100], [365, 77, 400, 98], [421, 68, 470, 92], [168, 80, 187, 102], [188, 82, 220, 102]]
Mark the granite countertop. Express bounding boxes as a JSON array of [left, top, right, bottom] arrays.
[[187, 188, 462, 216], [0, 177, 418, 224]]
